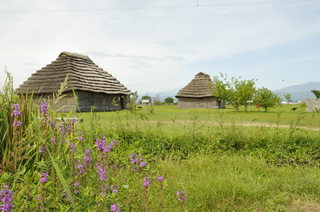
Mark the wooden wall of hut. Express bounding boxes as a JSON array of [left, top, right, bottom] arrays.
[[177, 97, 219, 108], [76, 91, 125, 112], [29, 91, 127, 113]]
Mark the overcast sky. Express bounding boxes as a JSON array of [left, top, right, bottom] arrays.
[[1, 0, 320, 95]]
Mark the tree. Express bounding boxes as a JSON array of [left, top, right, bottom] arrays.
[[141, 95, 151, 100], [253, 87, 282, 112], [140, 95, 151, 104], [212, 73, 229, 108], [212, 73, 257, 112], [284, 93, 292, 103], [311, 89, 320, 99], [126, 91, 138, 112], [164, 97, 174, 104], [152, 94, 162, 105]]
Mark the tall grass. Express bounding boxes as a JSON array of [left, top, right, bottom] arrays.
[[1, 71, 320, 211]]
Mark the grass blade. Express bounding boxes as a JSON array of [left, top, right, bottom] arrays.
[[48, 152, 76, 210]]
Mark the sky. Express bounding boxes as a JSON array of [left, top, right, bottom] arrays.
[[1, 0, 320, 95]]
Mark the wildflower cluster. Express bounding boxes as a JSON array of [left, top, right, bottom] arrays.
[[177, 190, 187, 211], [38, 173, 49, 185], [130, 154, 147, 171], [40, 100, 49, 122], [143, 177, 151, 188], [111, 203, 121, 212], [84, 149, 92, 164], [97, 165, 108, 181], [96, 137, 118, 153], [11, 104, 22, 128], [0, 185, 13, 212]]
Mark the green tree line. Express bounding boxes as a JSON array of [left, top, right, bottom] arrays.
[[212, 73, 282, 112]]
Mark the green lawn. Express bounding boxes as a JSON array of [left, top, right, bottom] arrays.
[[73, 104, 320, 135]]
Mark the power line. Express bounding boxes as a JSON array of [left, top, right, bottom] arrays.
[[0, 0, 316, 13], [1, 8, 319, 21]]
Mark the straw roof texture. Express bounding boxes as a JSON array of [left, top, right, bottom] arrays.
[[16, 51, 132, 95], [175, 72, 216, 98]]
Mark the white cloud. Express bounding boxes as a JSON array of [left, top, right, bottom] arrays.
[[1, 0, 320, 93]]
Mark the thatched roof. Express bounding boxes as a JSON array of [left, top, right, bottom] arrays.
[[16, 51, 132, 95], [175, 72, 216, 98]]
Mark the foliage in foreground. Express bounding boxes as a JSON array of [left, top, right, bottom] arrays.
[[2, 72, 320, 211], [1, 101, 188, 211]]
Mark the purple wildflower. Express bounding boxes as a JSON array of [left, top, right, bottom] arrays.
[[77, 164, 84, 174], [111, 204, 121, 212], [64, 194, 70, 202], [12, 121, 22, 127], [177, 190, 187, 202], [11, 104, 22, 117], [70, 116, 76, 124], [49, 121, 56, 129], [39, 146, 46, 153], [11, 110, 22, 117], [0, 185, 13, 212], [51, 138, 58, 145], [84, 149, 92, 164], [96, 137, 117, 153], [106, 139, 118, 152], [96, 165, 108, 181], [110, 185, 119, 194], [102, 184, 108, 191], [69, 142, 76, 152], [157, 176, 164, 182], [139, 162, 147, 168], [38, 173, 48, 185], [40, 101, 49, 123], [40, 101, 48, 115], [13, 103, 20, 110], [59, 124, 67, 135], [96, 138, 106, 152], [130, 154, 139, 165], [143, 177, 151, 188]]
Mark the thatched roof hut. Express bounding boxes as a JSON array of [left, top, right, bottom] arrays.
[[175, 72, 223, 108], [16, 51, 132, 112]]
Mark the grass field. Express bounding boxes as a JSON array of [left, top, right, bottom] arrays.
[[2, 95, 320, 211], [74, 103, 320, 135]]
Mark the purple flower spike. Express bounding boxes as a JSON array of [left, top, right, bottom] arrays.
[[111, 204, 121, 212], [96, 165, 108, 181], [130, 154, 139, 165], [0, 185, 13, 212], [40, 101, 48, 115], [143, 177, 151, 188], [77, 164, 84, 174], [12, 121, 22, 127], [39, 146, 46, 153], [38, 173, 48, 185], [13, 104, 20, 110], [177, 190, 187, 202], [84, 149, 92, 164], [157, 176, 164, 182], [139, 162, 147, 168]]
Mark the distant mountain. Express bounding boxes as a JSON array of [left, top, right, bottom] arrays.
[[138, 82, 320, 102], [273, 82, 320, 101], [138, 89, 180, 102]]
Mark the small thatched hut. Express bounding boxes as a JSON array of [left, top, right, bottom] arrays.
[[16, 51, 132, 112], [175, 72, 222, 108]]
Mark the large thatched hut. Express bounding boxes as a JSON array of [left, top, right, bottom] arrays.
[[16, 51, 132, 112], [175, 72, 223, 108]]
